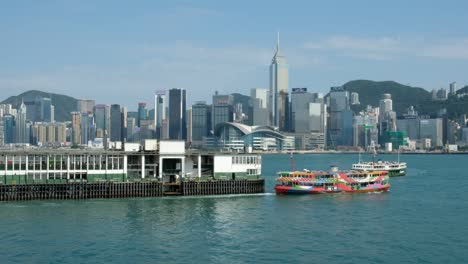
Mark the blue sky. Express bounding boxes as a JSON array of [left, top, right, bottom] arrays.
[[1, 0, 468, 109]]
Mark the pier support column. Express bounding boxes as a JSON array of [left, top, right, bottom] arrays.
[[46, 155, 50, 180], [105, 155, 108, 176], [123, 155, 128, 175], [198, 155, 201, 178], [25, 155, 28, 175], [67, 155, 70, 179], [181, 157, 185, 179], [141, 155, 145, 179], [159, 157, 163, 179]]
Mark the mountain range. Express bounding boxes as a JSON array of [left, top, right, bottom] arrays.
[[344, 80, 468, 118], [1, 90, 78, 122], [2, 80, 468, 121]]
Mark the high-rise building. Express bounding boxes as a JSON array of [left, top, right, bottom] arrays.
[[80, 113, 95, 145], [309, 102, 327, 135], [379, 94, 397, 137], [137, 102, 147, 127], [24, 101, 36, 122], [250, 88, 269, 126], [55, 123, 67, 144], [126, 117, 136, 142], [291, 88, 313, 133], [46, 124, 55, 143], [192, 102, 212, 146], [278, 91, 290, 131], [379, 94, 393, 114], [31, 124, 46, 145], [154, 91, 167, 139], [94, 104, 110, 139], [231, 93, 251, 125], [350, 92, 360, 105], [0, 118, 4, 146], [186, 108, 192, 143], [420, 118, 443, 147], [71, 112, 81, 145], [212, 92, 234, 131], [449, 82, 457, 95], [14, 101, 28, 143], [121, 106, 128, 142], [3, 115, 15, 144], [36, 97, 54, 122], [168, 88, 187, 140], [328, 86, 353, 147], [353, 106, 379, 149], [110, 104, 123, 142], [436, 88, 448, 100], [77, 99, 95, 114], [139, 119, 155, 140], [269, 33, 289, 129]]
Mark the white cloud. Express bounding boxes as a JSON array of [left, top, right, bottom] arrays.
[[421, 39, 468, 59], [304, 35, 468, 61], [303, 35, 405, 60], [305, 36, 402, 52]]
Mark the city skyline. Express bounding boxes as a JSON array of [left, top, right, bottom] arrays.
[[2, 1, 468, 106]]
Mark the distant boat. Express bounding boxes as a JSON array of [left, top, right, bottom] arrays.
[[275, 166, 390, 194], [352, 148, 407, 177]]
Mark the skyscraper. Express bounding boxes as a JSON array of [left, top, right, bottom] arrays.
[[291, 88, 313, 133], [269, 33, 289, 129], [192, 102, 212, 145], [14, 101, 28, 143], [328, 86, 353, 147], [350, 92, 360, 105], [449, 82, 457, 95], [40, 97, 54, 122], [137, 102, 147, 127], [186, 108, 192, 143], [77, 99, 95, 114], [0, 117, 4, 146], [154, 91, 167, 139], [121, 106, 128, 142], [71, 112, 81, 145], [3, 115, 14, 144], [110, 104, 122, 142], [81, 113, 95, 145], [168, 88, 187, 140], [251, 88, 269, 126], [379, 94, 397, 137], [212, 92, 234, 130], [94, 104, 110, 139], [126, 117, 136, 142]]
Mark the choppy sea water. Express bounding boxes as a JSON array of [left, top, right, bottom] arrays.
[[1, 154, 467, 263]]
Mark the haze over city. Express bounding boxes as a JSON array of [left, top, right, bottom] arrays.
[[2, 0, 468, 106]]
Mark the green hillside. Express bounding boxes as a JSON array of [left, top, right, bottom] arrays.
[[344, 80, 468, 118], [343, 80, 432, 115], [456, 85, 468, 95], [1, 90, 78, 122]]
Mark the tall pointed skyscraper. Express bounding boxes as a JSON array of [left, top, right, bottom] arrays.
[[269, 32, 289, 130]]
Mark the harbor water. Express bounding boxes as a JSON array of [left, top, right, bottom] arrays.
[[1, 154, 467, 263]]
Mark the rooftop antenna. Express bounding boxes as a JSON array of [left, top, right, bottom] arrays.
[[277, 31, 280, 51]]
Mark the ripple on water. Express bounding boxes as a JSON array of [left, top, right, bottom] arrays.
[[0, 154, 467, 264]]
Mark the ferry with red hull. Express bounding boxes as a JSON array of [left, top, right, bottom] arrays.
[[275, 167, 390, 194]]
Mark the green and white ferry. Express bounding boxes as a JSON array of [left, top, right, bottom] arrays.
[[352, 160, 407, 177], [352, 151, 407, 177]]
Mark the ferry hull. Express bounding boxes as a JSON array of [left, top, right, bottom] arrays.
[[388, 170, 406, 177], [275, 185, 390, 194]]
